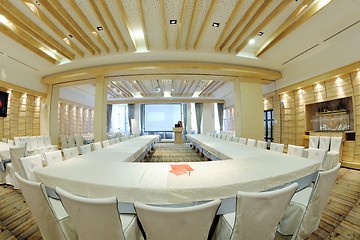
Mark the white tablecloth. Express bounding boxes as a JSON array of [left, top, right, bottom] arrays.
[[34, 135, 320, 204]]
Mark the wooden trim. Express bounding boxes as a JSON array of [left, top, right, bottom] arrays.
[[186, 0, 200, 49], [219, 0, 264, 51], [160, 0, 168, 49], [0, 2, 75, 60], [255, 0, 316, 57], [67, 0, 109, 53], [0, 25, 57, 64], [215, 0, 245, 51], [41, 62, 282, 84], [41, 0, 98, 55], [255, 0, 333, 57], [99, 1, 127, 51], [340, 161, 360, 170], [185, 80, 197, 95], [0, 80, 46, 97], [88, 0, 119, 52], [194, 0, 218, 49], [115, 1, 136, 50], [208, 81, 226, 95], [235, 0, 292, 53], [128, 80, 143, 96], [228, 0, 272, 52], [199, 80, 217, 96], [137, 0, 149, 50], [176, 0, 188, 49], [108, 97, 225, 104]]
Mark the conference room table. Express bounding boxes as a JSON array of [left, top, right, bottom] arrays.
[[33, 134, 321, 211]]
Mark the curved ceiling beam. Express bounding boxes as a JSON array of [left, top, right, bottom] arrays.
[[41, 62, 282, 85]]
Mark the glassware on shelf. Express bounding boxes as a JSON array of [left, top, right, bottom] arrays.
[[311, 111, 350, 132]]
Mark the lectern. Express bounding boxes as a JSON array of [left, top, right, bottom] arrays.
[[173, 127, 183, 144]]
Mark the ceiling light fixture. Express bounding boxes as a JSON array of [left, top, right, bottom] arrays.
[[154, 80, 161, 93], [97, 26, 103, 31], [212, 22, 220, 27], [68, 34, 73, 38], [248, 39, 255, 45], [35, 1, 40, 5], [169, 20, 177, 24], [258, 31, 264, 36]]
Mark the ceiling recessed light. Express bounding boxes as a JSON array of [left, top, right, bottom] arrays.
[[169, 20, 177, 24], [97, 26, 103, 31], [212, 22, 220, 27], [35, 1, 40, 5], [248, 39, 255, 45], [258, 31, 264, 36], [68, 34, 73, 38]]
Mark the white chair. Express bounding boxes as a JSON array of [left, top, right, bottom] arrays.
[[66, 136, 76, 148], [19, 154, 43, 181], [109, 138, 116, 145], [330, 136, 342, 153], [270, 142, 285, 153], [15, 173, 78, 240], [319, 136, 330, 150], [28, 136, 39, 153], [102, 140, 110, 148], [307, 148, 327, 169], [14, 137, 22, 146], [238, 138, 247, 145], [308, 136, 319, 149], [256, 140, 268, 149], [287, 145, 305, 157], [231, 137, 239, 142], [36, 136, 47, 150], [74, 134, 84, 147], [8, 139, 14, 145], [9, 145, 27, 179], [247, 139, 257, 147], [55, 187, 138, 240], [134, 199, 221, 240], [278, 164, 340, 239], [44, 150, 63, 166], [62, 147, 79, 160], [218, 183, 298, 240], [60, 135, 68, 149], [79, 144, 92, 155], [91, 142, 102, 151], [114, 138, 120, 143], [43, 136, 58, 151]]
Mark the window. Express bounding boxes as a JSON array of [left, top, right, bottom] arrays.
[[264, 110, 274, 142], [111, 104, 129, 133]]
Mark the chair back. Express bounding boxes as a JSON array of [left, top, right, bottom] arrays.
[[63, 147, 79, 160], [270, 142, 285, 153], [307, 148, 327, 167], [79, 145, 92, 155], [238, 138, 247, 145], [28, 136, 39, 151], [247, 139, 257, 147], [10, 145, 27, 179], [44, 136, 52, 146], [287, 145, 305, 157], [44, 150, 63, 166], [134, 199, 221, 240], [256, 140, 268, 149], [102, 140, 110, 148], [330, 136, 342, 153], [19, 154, 43, 181], [60, 135, 68, 149], [56, 187, 126, 240], [319, 136, 330, 151], [109, 138, 116, 145], [231, 137, 239, 142], [37, 136, 46, 148], [74, 134, 84, 147], [91, 142, 102, 151], [309, 136, 319, 149], [293, 164, 340, 240], [66, 136, 76, 148], [15, 173, 74, 240], [230, 183, 298, 240]]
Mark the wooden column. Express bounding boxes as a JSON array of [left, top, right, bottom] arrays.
[[233, 79, 263, 140], [94, 76, 107, 142], [49, 84, 60, 145]]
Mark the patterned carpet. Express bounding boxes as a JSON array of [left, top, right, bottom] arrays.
[[143, 142, 208, 162]]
